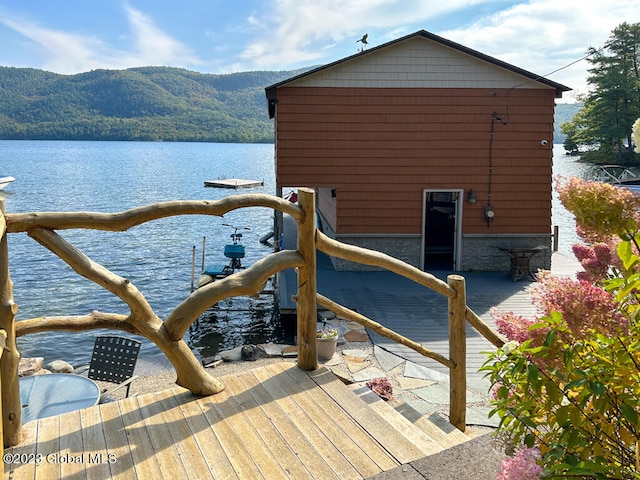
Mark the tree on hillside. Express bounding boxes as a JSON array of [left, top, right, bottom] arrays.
[[561, 22, 640, 164]]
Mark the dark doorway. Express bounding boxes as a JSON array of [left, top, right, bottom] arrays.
[[424, 191, 459, 270]]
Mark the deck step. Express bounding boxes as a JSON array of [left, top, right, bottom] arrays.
[[349, 383, 478, 451], [303, 366, 438, 463], [347, 383, 446, 456]]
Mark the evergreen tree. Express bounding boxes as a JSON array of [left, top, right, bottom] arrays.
[[561, 22, 640, 164]]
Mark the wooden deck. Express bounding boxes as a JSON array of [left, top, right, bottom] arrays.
[[4, 362, 477, 479]]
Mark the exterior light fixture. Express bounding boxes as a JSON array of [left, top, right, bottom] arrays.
[[467, 189, 476, 203]]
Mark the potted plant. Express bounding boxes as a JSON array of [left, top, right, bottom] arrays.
[[316, 325, 338, 360]]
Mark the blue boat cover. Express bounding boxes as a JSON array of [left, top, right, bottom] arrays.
[[203, 264, 227, 276], [224, 244, 245, 259]]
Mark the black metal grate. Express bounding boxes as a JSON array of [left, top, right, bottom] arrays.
[[87, 336, 141, 384]]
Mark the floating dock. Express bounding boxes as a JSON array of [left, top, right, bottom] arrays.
[[204, 178, 263, 189]]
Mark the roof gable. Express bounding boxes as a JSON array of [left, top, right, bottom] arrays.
[[266, 30, 570, 102]]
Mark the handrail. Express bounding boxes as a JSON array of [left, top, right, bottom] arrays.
[[315, 293, 455, 369], [5, 196, 302, 233], [466, 307, 507, 348], [316, 231, 455, 298], [0, 188, 504, 446], [165, 250, 304, 340]]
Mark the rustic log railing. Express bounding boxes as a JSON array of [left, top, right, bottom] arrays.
[[0, 187, 505, 447], [0, 327, 7, 458]]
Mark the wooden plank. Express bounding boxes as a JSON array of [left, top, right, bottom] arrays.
[[132, 390, 196, 479], [415, 413, 476, 449], [235, 369, 339, 480], [195, 387, 265, 479], [251, 365, 361, 479], [34, 414, 60, 480], [58, 410, 86, 479], [304, 366, 427, 464], [133, 391, 187, 478], [3, 419, 38, 479], [98, 401, 136, 479], [272, 363, 398, 474], [221, 373, 312, 479], [173, 390, 239, 480], [80, 404, 113, 480], [115, 395, 163, 479], [151, 390, 214, 479], [201, 383, 285, 478]]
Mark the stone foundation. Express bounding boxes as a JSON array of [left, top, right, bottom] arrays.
[[317, 211, 552, 272]]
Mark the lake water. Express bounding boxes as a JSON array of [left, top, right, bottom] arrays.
[[0, 140, 293, 373], [1, 141, 588, 372]]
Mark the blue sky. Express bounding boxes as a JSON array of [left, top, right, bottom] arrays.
[[0, 0, 638, 101]]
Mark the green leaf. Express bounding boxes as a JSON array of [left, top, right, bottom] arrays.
[[565, 378, 587, 390], [620, 402, 638, 427], [569, 406, 583, 427], [524, 433, 536, 448], [520, 415, 537, 428], [556, 405, 570, 426], [590, 381, 606, 396], [544, 329, 557, 347], [619, 241, 640, 272], [547, 381, 562, 405], [527, 363, 541, 393]]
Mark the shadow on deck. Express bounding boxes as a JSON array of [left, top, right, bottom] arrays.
[[5, 362, 482, 480]]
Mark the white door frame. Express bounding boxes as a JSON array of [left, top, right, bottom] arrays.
[[421, 189, 463, 271]]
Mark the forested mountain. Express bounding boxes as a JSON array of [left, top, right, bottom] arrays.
[[554, 103, 581, 144], [0, 66, 309, 143], [0, 65, 577, 143]]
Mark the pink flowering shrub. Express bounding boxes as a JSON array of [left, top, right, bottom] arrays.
[[530, 271, 627, 339], [492, 308, 535, 344], [483, 177, 640, 479], [572, 242, 614, 282], [556, 176, 640, 241], [497, 447, 544, 480]]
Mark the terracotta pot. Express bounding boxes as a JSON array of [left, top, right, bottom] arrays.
[[317, 337, 338, 360]]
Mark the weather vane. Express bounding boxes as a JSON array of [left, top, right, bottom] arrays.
[[356, 33, 368, 52]]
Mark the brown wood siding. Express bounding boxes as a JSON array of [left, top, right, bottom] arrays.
[[274, 87, 555, 235]]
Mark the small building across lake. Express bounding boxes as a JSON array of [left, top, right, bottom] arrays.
[[204, 178, 264, 189], [266, 29, 570, 273]]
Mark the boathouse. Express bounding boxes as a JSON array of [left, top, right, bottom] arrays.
[[265, 30, 570, 272]]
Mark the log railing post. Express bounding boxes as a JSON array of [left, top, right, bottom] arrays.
[[296, 188, 318, 371], [0, 329, 6, 457], [448, 274, 467, 432], [0, 199, 23, 447]]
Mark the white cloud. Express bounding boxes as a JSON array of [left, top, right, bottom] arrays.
[[0, 5, 201, 74], [237, 0, 640, 101], [122, 5, 201, 68], [439, 0, 640, 98], [239, 0, 487, 68], [0, 17, 110, 74], [1, 0, 638, 96]]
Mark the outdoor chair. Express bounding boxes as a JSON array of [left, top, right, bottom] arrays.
[[76, 335, 141, 403]]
